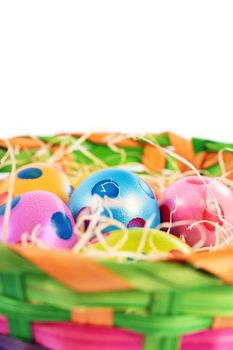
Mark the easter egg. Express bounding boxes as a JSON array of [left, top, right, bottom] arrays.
[[69, 168, 160, 233], [0, 163, 73, 203], [83, 228, 192, 257], [139, 176, 160, 199], [0, 191, 77, 249], [159, 176, 233, 248]]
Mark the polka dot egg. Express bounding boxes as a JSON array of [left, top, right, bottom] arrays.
[[160, 175, 233, 248], [0, 163, 73, 204], [0, 191, 77, 248], [69, 168, 160, 233]]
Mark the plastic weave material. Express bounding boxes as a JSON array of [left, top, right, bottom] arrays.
[[1, 132, 233, 350]]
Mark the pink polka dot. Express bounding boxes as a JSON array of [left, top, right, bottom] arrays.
[[127, 218, 146, 228], [186, 177, 208, 185], [160, 204, 172, 223]]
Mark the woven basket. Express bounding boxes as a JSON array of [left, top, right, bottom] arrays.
[[1, 132, 233, 350]]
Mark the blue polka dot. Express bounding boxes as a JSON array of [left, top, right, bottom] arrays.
[[91, 179, 120, 198], [17, 167, 43, 179], [0, 196, 21, 216], [51, 212, 73, 240], [67, 185, 74, 198], [138, 178, 154, 199]]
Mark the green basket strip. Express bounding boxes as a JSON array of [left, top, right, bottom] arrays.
[[0, 150, 51, 173], [39, 135, 79, 145], [204, 141, 233, 153], [0, 246, 39, 273], [166, 155, 179, 171], [2, 273, 33, 340], [101, 261, 173, 292], [138, 134, 171, 147], [161, 338, 180, 350], [150, 290, 176, 315], [133, 262, 220, 290], [176, 286, 233, 316], [24, 274, 151, 311], [0, 294, 69, 321], [192, 138, 206, 154], [145, 291, 181, 350], [204, 163, 222, 176], [8, 317, 32, 341], [143, 335, 157, 350], [143, 335, 180, 350], [0, 148, 6, 160], [1, 272, 26, 300], [73, 141, 144, 166], [0, 150, 35, 173], [101, 260, 220, 292], [192, 137, 233, 154], [114, 312, 211, 336]]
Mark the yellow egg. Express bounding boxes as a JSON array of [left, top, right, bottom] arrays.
[[0, 163, 73, 203], [83, 228, 192, 258]]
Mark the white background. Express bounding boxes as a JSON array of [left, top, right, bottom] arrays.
[[0, 1, 233, 141]]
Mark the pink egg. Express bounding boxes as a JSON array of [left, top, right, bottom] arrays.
[[159, 176, 233, 248], [0, 191, 77, 249]]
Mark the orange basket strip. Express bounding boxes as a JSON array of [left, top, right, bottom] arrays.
[[213, 317, 233, 329], [71, 307, 113, 326], [0, 137, 42, 150], [84, 133, 141, 147], [196, 152, 233, 171], [12, 245, 132, 292], [168, 132, 195, 172], [202, 153, 219, 169], [187, 249, 233, 284], [142, 144, 166, 173], [194, 151, 207, 169], [69, 133, 140, 147], [223, 153, 233, 177], [197, 152, 233, 180]]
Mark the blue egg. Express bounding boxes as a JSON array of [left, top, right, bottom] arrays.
[[69, 168, 160, 233]]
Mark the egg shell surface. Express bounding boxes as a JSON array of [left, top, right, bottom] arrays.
[[69, 168, 160, 232], [84, 228, 192, 256], [0, 190, 77, 248], [0, 162, 73, 203], [160, 176, 233, 247]]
